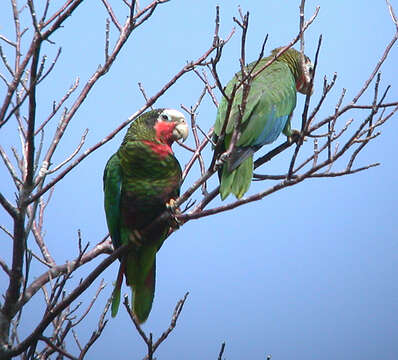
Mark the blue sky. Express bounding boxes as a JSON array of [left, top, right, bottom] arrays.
[[0, 1, 397, 359]]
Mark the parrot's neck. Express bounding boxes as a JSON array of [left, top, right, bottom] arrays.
[[271, 48, 304, 85], [279, 54, 302, 83], [142, 140, 173, 159]]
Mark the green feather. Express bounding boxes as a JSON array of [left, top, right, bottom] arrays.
[[103, 154, 122, 248], [231, 156, 253, 199], [111, 287, 121, 317], [220, 155, 253, 200], [131, 260, 156, 322]]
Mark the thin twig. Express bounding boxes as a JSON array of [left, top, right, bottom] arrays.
[[39, 336, 78, 360], [218, 342, 226, 360], [149, 292, 189, 356], [101, 0, 122, 32], [72, 279, 106, 327], [45, 128, 88, 175]]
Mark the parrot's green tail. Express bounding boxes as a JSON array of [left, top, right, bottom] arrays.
[[111, 258, 126, 317], [131, 261, 156, 323], [220, 156, 253, 200], [111, 287, 121, 318], [111, 256, 156, 323]]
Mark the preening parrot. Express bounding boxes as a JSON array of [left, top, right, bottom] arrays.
[[214, 47, 313, 200], [103, 108, 188, 323]]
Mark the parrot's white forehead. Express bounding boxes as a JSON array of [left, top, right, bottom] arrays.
[[161, 109, 185, 120]]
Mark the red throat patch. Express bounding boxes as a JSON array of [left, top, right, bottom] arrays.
[[154, 120, 176, 145], [142, 140, 172, 158], [142, 120, 176, 158]]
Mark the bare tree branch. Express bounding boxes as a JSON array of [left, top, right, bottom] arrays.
[[123, 292, 189, 360]]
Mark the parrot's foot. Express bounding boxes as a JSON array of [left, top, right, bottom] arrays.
[[287, 129, 306, 145], [129, 230, 143, 247], [166, 198, 182, 229], [215, 152, 229, 167], [166, 198, 177, 209]]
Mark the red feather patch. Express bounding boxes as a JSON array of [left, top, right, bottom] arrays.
[[141, 120, 176, 158], [154, 120, 176, 145], [142, 140, 172, 158]]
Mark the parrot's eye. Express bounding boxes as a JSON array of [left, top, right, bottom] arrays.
[[305, 62, 314, 77], [161, 114, 170, 121]]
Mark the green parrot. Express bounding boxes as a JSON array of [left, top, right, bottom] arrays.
[[103, 108, 188, 323], [214, 47, 314, 200]]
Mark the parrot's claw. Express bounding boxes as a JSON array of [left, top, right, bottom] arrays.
[[166, 198, 177, 210], [166, 198, 182, 228], [129, 230, 143, 247], [215, 152, 229, 167], [288, 129, 306, 145]]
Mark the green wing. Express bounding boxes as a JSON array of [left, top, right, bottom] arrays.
[[214, 59, 297, 148], [103, 153, 122, 249], [103, 153, 123, 316]]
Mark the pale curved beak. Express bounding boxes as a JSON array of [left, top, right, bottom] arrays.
[[173, 118, 189, 142]]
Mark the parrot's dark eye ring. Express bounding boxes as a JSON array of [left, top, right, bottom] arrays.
[[161, 114, 169, 121], [307, 64, 314, 76]]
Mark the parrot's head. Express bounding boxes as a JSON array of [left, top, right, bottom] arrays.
[[153, 108, 189, 145], [297, 54, 314, 95], [125, 108, 189, 147], [271, 47, 314, 95]]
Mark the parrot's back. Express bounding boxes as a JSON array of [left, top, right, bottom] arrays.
[[213, 48, 313, 200]]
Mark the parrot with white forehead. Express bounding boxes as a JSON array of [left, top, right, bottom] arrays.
[[103, 108, 189, 322]]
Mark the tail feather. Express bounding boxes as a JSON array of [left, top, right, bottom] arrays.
[[220, 164, 236, 200], [131, 260, 156, 323], [220, 156, 253, 200], [111, 258, 126, 317], [228, 146, 258, 172]]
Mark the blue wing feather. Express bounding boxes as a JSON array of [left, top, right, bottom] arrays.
[[252, 105, 290, 146]]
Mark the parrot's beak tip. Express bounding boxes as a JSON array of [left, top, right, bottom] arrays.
[[173, 119, 189, 142]]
